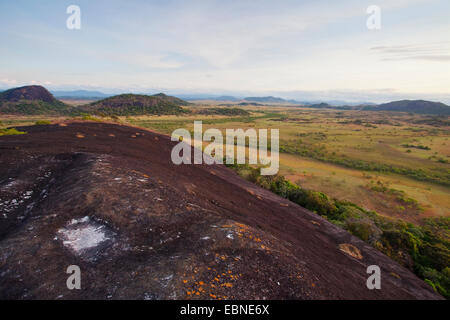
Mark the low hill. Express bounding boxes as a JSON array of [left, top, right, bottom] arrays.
[[243, 96, 302, 105], [364, 100, 450, 115], [1, 85, 57, 103], [215, 95, 240, 101], [306, 102, 331, 109], [79, 93, 189, 116], [238, 102, 265, 106], [0, 85, 72, 115], [243, 96, 288, 104], [0, 122, 441, 299], [152, 92, 190, 106]]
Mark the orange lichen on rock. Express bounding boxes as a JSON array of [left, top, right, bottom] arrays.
[[338, 243, 363, 260]]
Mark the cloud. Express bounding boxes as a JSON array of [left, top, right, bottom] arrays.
[[104, 53, 184, 69], [29, 80, 52, 85], [113, 1, 377, 69], [1, 0, 448, 94], [0, 78, 18, 86], [371, 42, 450, 62], [382, 55, 450, 62]]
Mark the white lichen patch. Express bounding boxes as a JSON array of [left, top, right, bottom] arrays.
[[57, 216, 114, 256], [2, 179, 18, 189], [69, 216, 90, 225], [23, 191, 33, 199], [0, 198, 23, 214], [59, 225, 109, 252], [159, 274, 174, 288], [0, 188, 36, 217]]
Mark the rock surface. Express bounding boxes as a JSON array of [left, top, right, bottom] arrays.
[[0, 122, 442, 299]]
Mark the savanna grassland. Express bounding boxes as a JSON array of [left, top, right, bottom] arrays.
[[117, 105, 450, 225]]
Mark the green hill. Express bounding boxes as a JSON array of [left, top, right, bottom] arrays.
[[0, 85, 72, 115], [364, 100, 450, 115], [79, 93, 189, 116]]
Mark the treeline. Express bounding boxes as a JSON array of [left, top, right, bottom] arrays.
[[0, 100, 73, 115], [227, 163, 450, 298], [280, 140, 450, 186], [195, 108, 250, 116], [402, 144, 431, 150]]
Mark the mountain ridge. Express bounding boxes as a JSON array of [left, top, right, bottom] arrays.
[[52, 90, 113, 99]]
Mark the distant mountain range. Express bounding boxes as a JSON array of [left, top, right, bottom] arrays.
[[242, 96, 299, 104], [362, 100, 450, 115], [1, 85, 449, 116], [213, 95, 241, 102], [184, 95, 374, 106], [184, 95, 303, 104], [305, 100, 450, 115], [51, 90, 113, 99], [40, 90, 373, 106]]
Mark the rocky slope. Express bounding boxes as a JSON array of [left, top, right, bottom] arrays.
[[0, 122, 442, 299]]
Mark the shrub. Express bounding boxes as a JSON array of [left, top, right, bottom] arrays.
[[35, 120, 51, 125], [80, 113, 102, 122], [0, 128, 27, 136], [226, 162, 450, 298]]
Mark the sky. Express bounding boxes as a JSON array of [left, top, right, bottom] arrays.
[[0, 0, 449, 103]]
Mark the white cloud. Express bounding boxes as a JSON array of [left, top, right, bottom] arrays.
[[103, 52, 183, 69], [1, 0, 448, 96], [0, 78, 18, 86], [371, 41, 450, 61]]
